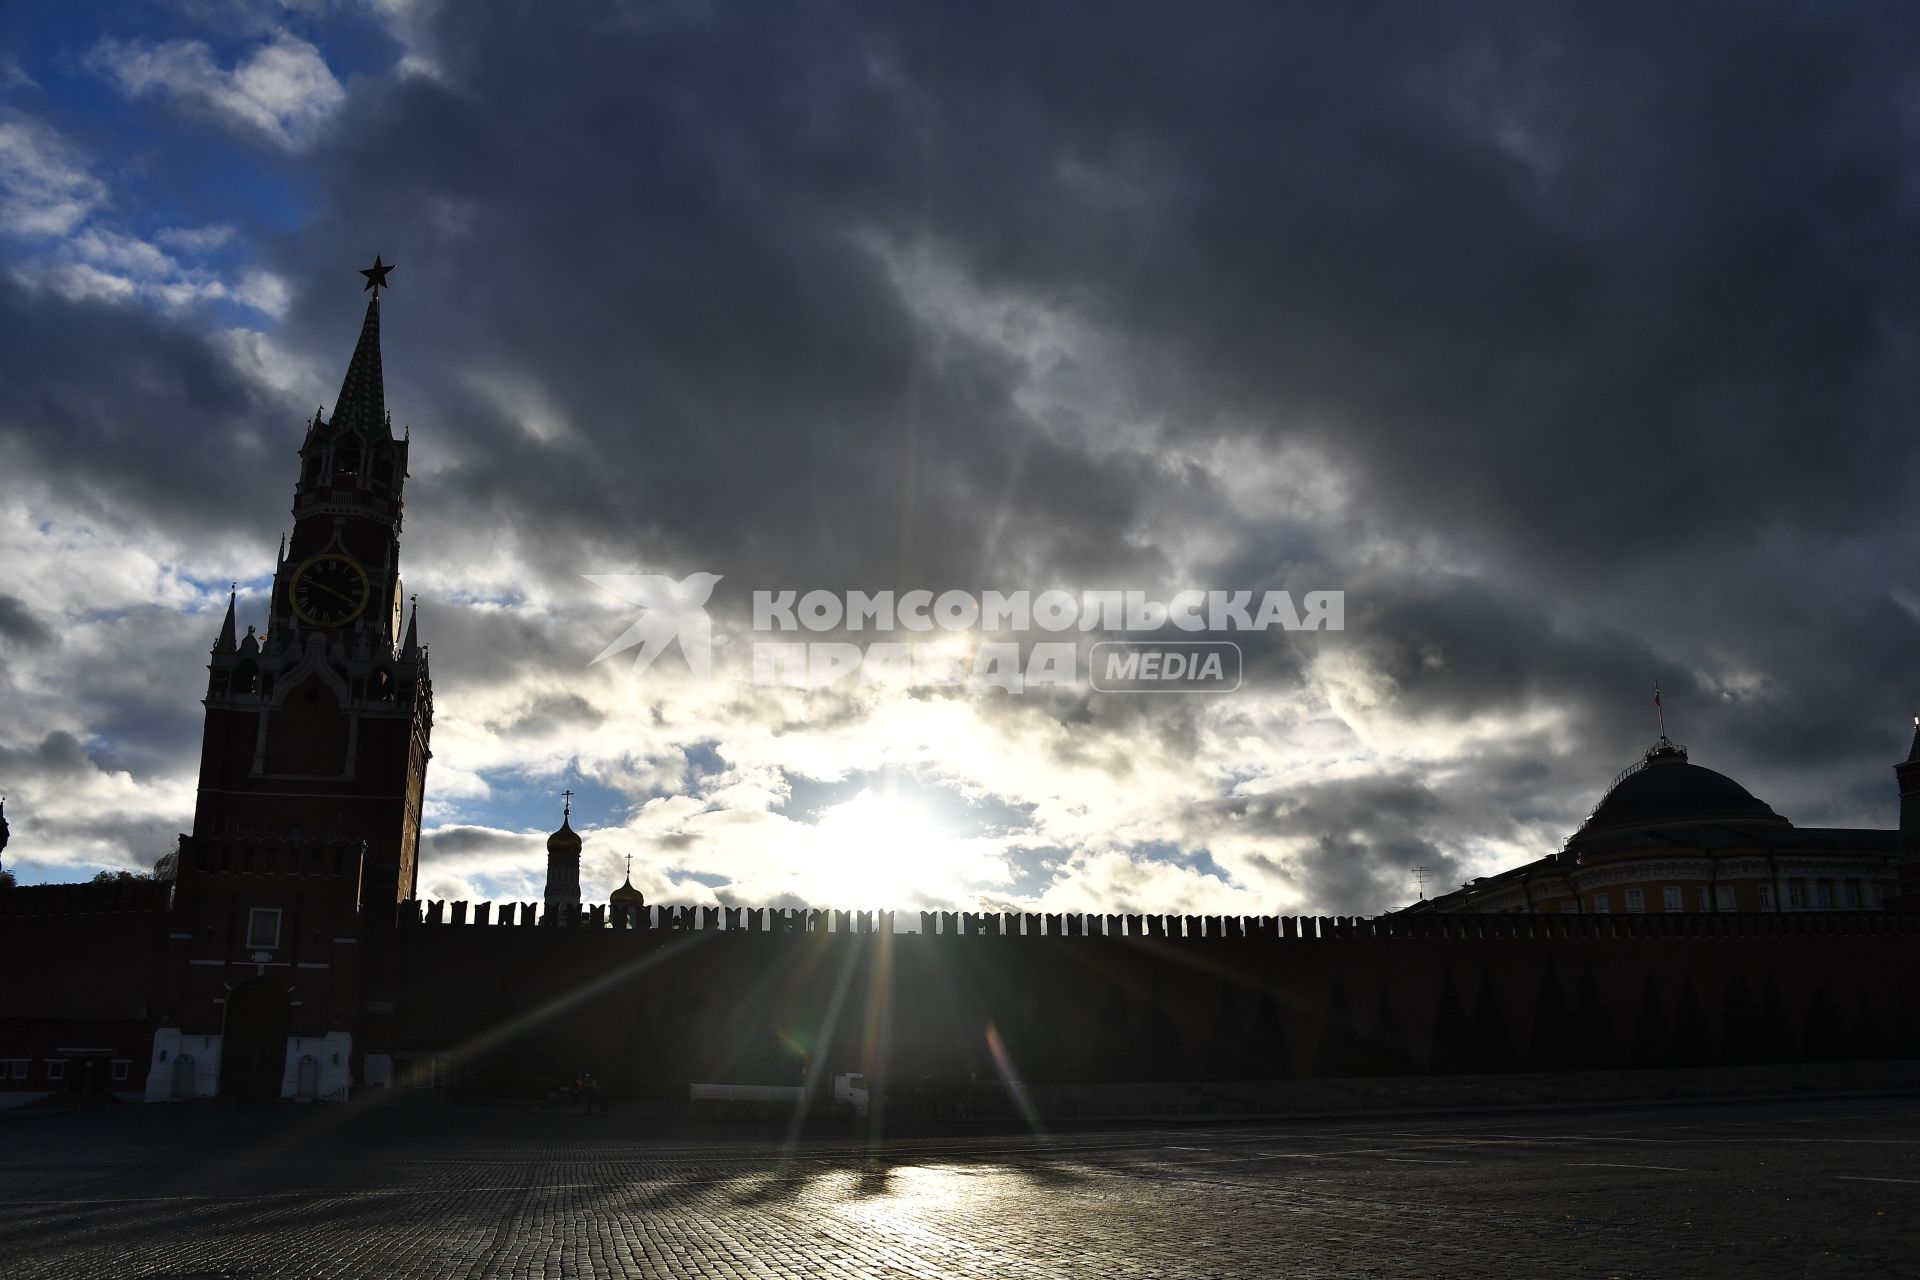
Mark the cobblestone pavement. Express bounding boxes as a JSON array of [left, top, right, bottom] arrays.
[[2, 1096, 1918, 1278]]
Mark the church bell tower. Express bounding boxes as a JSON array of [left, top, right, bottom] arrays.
[[544, 793, 583, 923]]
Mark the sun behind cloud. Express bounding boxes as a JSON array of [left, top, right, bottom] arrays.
[[804, 788, 1004, 910]]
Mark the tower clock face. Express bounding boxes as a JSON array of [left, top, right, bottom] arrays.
[[289, 553, 371, 627]]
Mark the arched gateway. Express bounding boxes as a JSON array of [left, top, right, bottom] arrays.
[[219, 980, 291, 1100]]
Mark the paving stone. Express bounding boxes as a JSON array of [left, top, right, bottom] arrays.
[[1, 1098, 1916, 1278]]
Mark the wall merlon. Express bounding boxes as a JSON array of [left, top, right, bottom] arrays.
[[0, 879, 172, 917], [383, 899, 1920, 946]]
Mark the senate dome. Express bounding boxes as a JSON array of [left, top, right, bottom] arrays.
[[1569, 738, 1786, 844], [1403, 724, 1903, 918]]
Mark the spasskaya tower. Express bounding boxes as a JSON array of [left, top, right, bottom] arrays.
[[190, 255, 432, 908], [150, 259, 433, 1100]]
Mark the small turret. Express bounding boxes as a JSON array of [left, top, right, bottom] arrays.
[[609, 852, 645, 927], [213, 585, 238, 654]]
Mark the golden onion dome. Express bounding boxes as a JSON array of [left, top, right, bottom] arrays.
[[609, 876, 645, 906], [546, 816, 582, 857]]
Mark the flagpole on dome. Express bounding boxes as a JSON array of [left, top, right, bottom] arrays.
[[1654, 684, 1667, 741]]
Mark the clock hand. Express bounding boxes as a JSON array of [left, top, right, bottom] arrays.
[[304, 579, 360, 607]]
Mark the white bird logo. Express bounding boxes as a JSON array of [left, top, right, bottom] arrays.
[[582, 571, 723, 678]]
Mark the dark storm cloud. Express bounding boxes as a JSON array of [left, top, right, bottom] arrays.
[[0, 594, 52, 648], [0, 278, 288, 539], [267, 2, 1920, 637], [492, 692, 605, 738], [869, 2, 1920, 586], [43, 812, 178, 861], [262, 3, 1208, 595], [1339, 574, 1684, 730], [0, 730, 93, 778], [66, 689, 201, 778], [422, 825, 531, 857], [20, 2, 1920, 617], [1210, 775, 1469, 916]]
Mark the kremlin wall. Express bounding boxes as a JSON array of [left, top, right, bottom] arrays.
[[4, 876, 1918, 1108]]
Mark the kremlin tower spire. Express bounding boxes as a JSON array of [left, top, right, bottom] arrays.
[[213, 585, 237, 654], [330, 259, 391, 437]]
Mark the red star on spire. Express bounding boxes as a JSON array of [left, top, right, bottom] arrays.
[[359, 255, 396, 293]]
